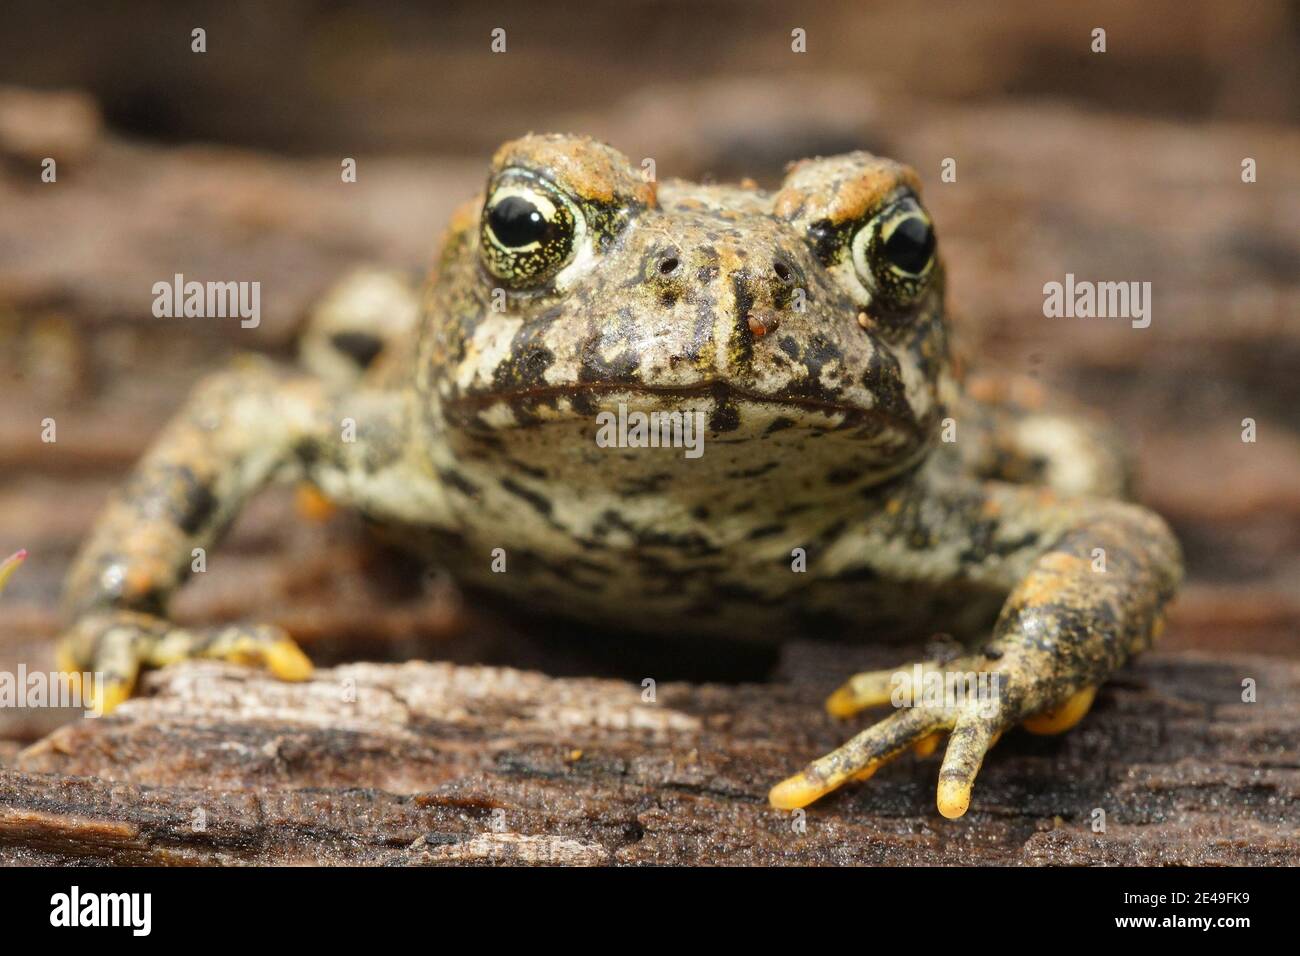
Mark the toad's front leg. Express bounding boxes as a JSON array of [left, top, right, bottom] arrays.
[[770, 467, 1182, 818], [59, 357, 406, 713]]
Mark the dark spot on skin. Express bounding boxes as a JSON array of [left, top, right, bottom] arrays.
[[859, 345, 910, 420], [826, 467, 861, 485], [993, 530, 1041, 557], [579, 344, 640, 384], [438, 468, 480, 499], [765, 416, 796, 434], [709, 401, 741, 433], [726, 461, 778, 479], [508, 459, 549, 480], [492, 313, 557, 392], [470, 431, 506, 453], [329, 331, 384, 368], [694, 245, 720, 284], [175, 468, 217, 535], [746, 524, 785, 541], [499, 477, 553, 517], [714, 582, 773, 604], [807, 218, 847, 265], [774, 332, 845, 405], [731, 272, 756, 360], [620, 472, 674, 495], [569, 389, 598, 416], [538, 553, 608, 588], [295, 440, 320, 468], [685, 300, 715, 362], [801, 334, 841, 383], [593, 509, 721, 557], [818, 518, 849, 545], [579, 307, 642, 384]]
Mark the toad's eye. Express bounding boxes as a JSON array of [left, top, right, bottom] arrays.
[[850, 196, 936, 307], [480, 177, 584, 288]]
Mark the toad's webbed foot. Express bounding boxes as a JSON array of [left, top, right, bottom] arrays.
[[60, 611, 313, 715], [771, 467, 1181, 818], [772, 653, 1107, 819]]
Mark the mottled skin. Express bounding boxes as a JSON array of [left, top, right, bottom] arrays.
[[61, 135, 1182, 818]]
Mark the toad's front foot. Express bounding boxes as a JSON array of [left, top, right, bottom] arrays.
[[58, 611, 313, 715], [770, 650, 1104, 819], [771, 492, 1180, 818]]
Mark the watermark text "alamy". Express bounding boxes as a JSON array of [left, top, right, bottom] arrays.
[[1, 664, 104, 717], [595, 403, 705, 459], [1043, 273, 1151, 328], [152, 273, 260, 328]]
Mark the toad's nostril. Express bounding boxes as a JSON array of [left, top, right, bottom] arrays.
[[773, 259, 794, 283], [657, 255, 680, 276]]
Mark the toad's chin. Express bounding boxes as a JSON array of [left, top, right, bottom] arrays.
[[440, 380, 924, 448]]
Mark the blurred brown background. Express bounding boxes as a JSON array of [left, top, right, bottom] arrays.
[[1, 0, 1298, 749]]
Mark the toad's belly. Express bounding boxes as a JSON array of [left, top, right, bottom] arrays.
[[379, 522, 1004, 643]]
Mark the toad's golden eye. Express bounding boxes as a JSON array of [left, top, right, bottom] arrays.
[[850, 195, 937, 308], [480, 175, 584, 288]]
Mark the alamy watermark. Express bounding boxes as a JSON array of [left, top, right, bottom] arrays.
[[595, 403, 705, 459], [50, 886, 151, 936], [152, 273, 260, 328], [1043, 273, 1151, 329], [890, 664, 1001, 719], [1, 664, 105, 717]]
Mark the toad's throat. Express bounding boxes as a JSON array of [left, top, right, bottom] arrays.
[[444, 380, 913, 434]]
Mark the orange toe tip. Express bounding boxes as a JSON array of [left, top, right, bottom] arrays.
[[264, 641, 314, 682], [769, 772, 834, 810], [1022, 686, 1097, 736], [936, 779, 971, 819], [824, 687, 860, 718], [90, 682, 131, 717]]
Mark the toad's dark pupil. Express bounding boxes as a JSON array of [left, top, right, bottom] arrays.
[[883, 216, 935, 274], [489, 195, 550, 248]]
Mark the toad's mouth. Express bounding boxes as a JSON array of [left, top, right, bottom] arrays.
[[443, 380, 916, 436]]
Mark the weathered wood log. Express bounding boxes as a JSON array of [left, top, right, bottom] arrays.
[[2, 648, 1296, 865]]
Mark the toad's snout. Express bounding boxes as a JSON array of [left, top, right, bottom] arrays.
[[728, 254, 805, 339], [645, 234, 810, 346]]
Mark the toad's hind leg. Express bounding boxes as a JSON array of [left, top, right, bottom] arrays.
[[953, 373, 1134, 499], [298, 267, 420, 388]]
